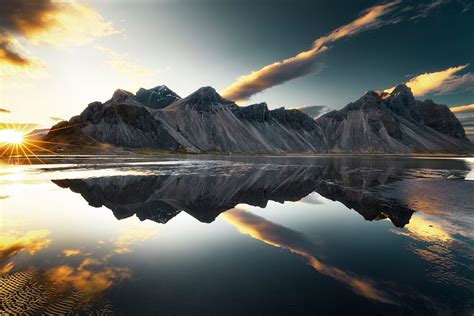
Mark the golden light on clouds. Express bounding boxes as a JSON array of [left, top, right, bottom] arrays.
[[0, 0, 117, 76], [0, 229, 51, 259], [450, 103, 474, 113], [385, 64, 471, 96], [221, 1, 400, 101], [63, 249, 81, 257], [47, 258, 131, 301], [221, 209, 393, 303]]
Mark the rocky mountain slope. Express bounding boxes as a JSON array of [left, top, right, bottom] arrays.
[[315, 84, 471, 152], [43, 84, 473, 153]]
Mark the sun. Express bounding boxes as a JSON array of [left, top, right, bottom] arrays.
[[0, 129, 24, 144]]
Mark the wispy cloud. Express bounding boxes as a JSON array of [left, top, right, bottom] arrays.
[[0, 0, 117, 76], [410, 0, 447, 21], [385, 64, 473, 96], [221, 1, 401, 102], [0, 108, 11, 113], [49, 116, 65, 122], [95, 45, 155, 80], [450, 103, 474, 113]]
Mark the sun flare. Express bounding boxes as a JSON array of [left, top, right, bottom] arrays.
[[0, 129, 24, 144]]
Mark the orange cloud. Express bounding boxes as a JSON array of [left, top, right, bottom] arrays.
[[385, 65, 472, 96], [47, 258, 131, 301], [0, 0, 117, 75], [0, 229, 51, 259], [221, 1, 400, 101], [0, 261, 14, 274], [63, 249, 81, 257], [450, 103, 474, 113], [221, 209, 393, 304]]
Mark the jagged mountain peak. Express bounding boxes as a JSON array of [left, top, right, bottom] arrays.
[[135, 85, 181, 109], [185, 86, 232, 104], [390, 83, 413, 98], [111, 89, 135, 103], [166, 86, 235, 113]]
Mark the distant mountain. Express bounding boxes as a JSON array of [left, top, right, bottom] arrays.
[[293, 105, 328, 119], [316, 84, 471, 152], [43, 84, 473, 153]]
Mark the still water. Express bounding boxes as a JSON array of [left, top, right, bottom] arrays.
[[0, 156, 473, 315]]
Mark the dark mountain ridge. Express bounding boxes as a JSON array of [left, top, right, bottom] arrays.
[[43, 84, 472, 153]]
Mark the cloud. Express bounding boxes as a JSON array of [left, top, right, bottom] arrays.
[[0, 108, 11, 113], [221, 2, 401, 101], [410, 0, 447, 21], [112, 229, 158, 254], [47, 258, 131, 301], [385, 64, 473, 96], [450, 103, 474, 113], [95, 45, 155, 79], [221, 208, 393, 303], [0, 229, 51, 259], [49, 116, 65, 121], [63, 249, 81, 257], [0, 0, 117, 75], [436, 72, 474, 94]]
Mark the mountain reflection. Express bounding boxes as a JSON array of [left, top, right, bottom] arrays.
[[50, 157, 465, 228]]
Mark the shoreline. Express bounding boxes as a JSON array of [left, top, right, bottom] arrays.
[[1, 150, 473, 165]]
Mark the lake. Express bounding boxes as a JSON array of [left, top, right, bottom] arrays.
[[0, 156, 473, 315]]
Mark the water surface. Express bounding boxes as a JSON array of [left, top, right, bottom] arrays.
[[0, 156, 473, 315]]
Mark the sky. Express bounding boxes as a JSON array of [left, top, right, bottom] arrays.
[[0, 0, 473, 129]]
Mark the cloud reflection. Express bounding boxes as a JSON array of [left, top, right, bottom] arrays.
[[0, 229, 51, 259], [47, 258, 131, 302], [221, 208, 393, 304]]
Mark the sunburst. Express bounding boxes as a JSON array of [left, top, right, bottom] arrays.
[[0, 123, 83, 164]]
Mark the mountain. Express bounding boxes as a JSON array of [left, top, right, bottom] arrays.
[[134, 85, 181, 109], [43, 84, 473, 153], [153, 87, 327, 152], [316, 85, 471, 152], [293, 105, 328, 119]]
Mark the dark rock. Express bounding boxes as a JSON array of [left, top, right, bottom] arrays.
[[417, 99, 468, 140], [135, 85, 181, 109]]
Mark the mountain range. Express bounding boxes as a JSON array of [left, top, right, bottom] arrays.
[[44, 84, 473, 153]]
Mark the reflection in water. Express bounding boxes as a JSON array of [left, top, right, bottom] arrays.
[[112, 229, 158, 254], [47, 258, 131, 301], [0, 226, 149, 313], [0, 157, 472, 314], [52, 159, 442, 228], [222, 208, 393, 304], [0, 230, 51, 259], [400, 213, 452, 243], [396, 213, 474, 292], [63, 249, 82, 257]]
